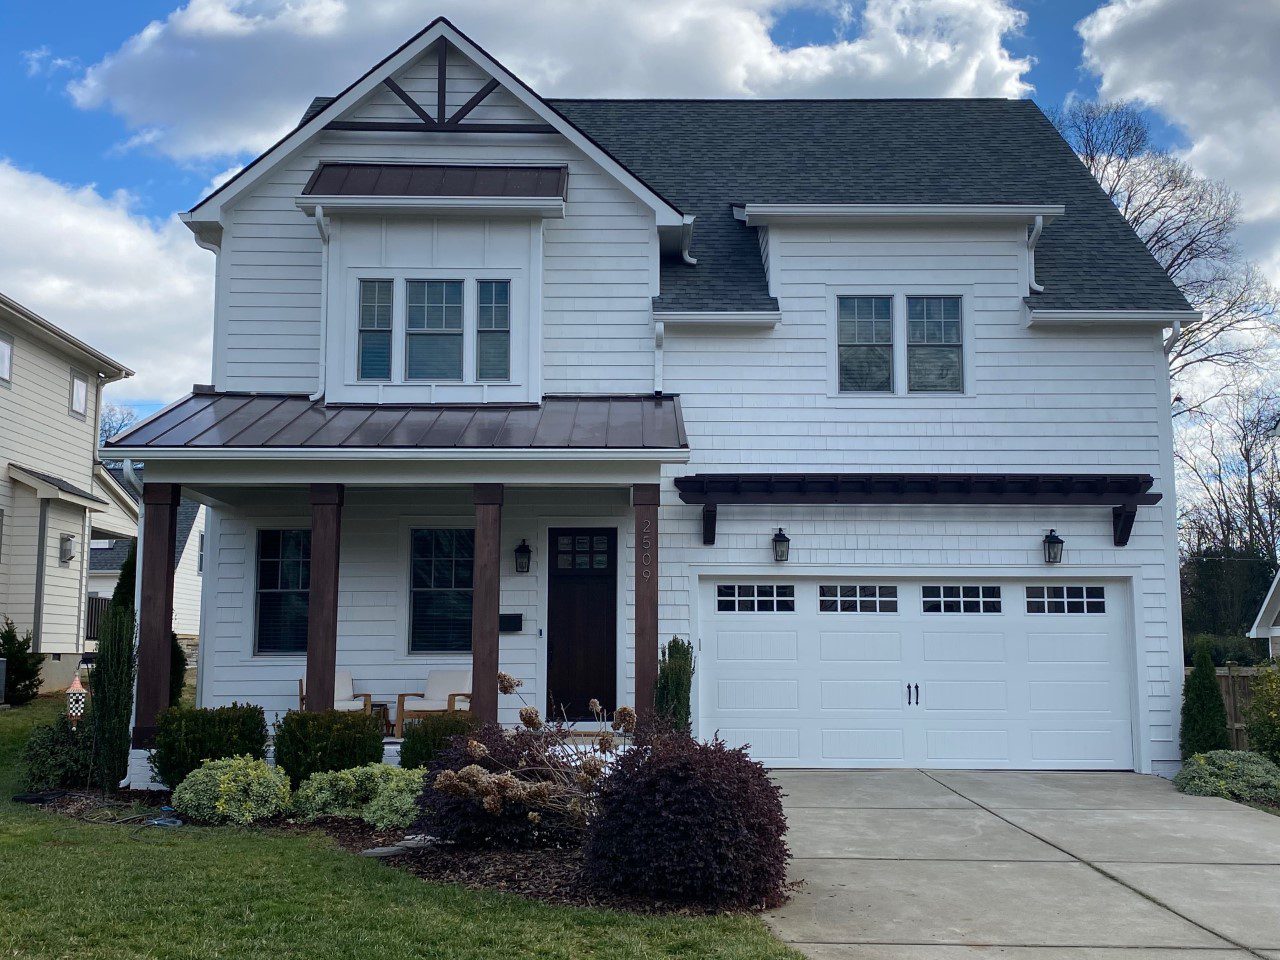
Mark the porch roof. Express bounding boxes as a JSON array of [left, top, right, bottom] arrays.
[[104, 391, 688, 453]]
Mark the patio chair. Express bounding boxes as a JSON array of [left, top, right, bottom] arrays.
[[395, 668, 472, 737], [297, 670, 373, 713]]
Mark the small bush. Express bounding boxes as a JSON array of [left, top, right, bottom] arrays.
[[1174, 750, 1280, 805], [293, 764, 426, 831], [169, 634, 188, 707], [22, 713, 93, 791], [584, 732, 789, 910], [1181, 642, 1230, 758], [1247, 667, 1280, 764], [0, 616, 43, 707], [363, 767, 426, 830], [151, 703, 268, 788], [399, 712, 480, 770], [88, 605, 135, 788], [655, 637, 695, 731], [272, 710, 383, 787], [172, 755, 291, 825]]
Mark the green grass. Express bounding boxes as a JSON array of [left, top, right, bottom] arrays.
[[0, 697, 798, 960]]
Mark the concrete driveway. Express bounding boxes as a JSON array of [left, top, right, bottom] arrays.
[[767, 769, 1280, 959]]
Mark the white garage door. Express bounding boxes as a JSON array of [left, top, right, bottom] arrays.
[[698, 579, 1134, 769]]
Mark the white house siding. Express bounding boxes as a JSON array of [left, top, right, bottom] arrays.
[[38, 499, 89, 654], [172, 507, 205, 638]]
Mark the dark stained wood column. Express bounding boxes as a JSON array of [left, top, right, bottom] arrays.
[[633, 483, 660, 722], [132, 483, 180, 748], [470, 483, 503, 723], [304, 484, 344, 712]]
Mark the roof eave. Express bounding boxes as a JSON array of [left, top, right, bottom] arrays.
[[733, 203, 1065, 226], [0, 293, 134, 380]]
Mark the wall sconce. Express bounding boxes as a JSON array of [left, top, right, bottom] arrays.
[[772, 528, 791, 562], [1043, 529, 1064, 564], [513, 539, 532, 574], [59, 534, 78, 563]]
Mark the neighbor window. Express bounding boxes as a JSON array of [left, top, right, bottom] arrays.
[[837, 296, 893, 392], [410, 528, 474, 652], [0, 332, 12, 384], [406, 280, 464, 380], [197, 532, 206, 575], [358, 280, 393, 380], [255, 529, 311, 654], [476, 280, 511, 381], [907, 296, 963, 392], [69, 371, 89, 418]]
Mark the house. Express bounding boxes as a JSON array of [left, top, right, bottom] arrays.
[[87, 463, 205, 646], [1247, 573, 1280, 658], [0, 292, 135, 689], [105, 18, 1197, 785]]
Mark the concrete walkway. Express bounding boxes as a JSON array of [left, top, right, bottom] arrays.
[[767, 769, 1280, 959]]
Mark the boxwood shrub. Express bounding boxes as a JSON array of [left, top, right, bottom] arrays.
[[1174, 750, 1280, 805], [399, 712, 480, 770], [151, 703, 268, 788], [22, 713, 93, 791], [584, 732, 789, 909], [172, 755, 291, 825], [292, 762, 424, 830], [272, 710, 383, 787]]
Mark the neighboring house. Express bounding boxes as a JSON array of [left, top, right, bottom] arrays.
[[87, 463, 205, 642], [0, 292, 135, 687], [106, 19, 1197, 784], [1247, 574, 1280, 658]]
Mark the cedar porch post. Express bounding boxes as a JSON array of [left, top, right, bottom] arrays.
[[470, 483, 503, 722], [304, 483, 344, 712], [633, 483, 660, 722], [132, 483, 180, 748]]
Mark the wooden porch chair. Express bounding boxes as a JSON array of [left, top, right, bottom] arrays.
[[297, 670, 373, 714], [395, 669, 472, 737]]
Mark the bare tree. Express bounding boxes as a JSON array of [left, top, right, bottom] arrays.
[[99, 402, 139, 446], [1052, 101, 1278, 384]]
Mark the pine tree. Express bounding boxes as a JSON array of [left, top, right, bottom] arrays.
[[0, 616, 43, 706], [1181, 641, 1230, 757], [169, 633, 187, 707], [88, 605, 136, 787], [655, 637, 695, 731]]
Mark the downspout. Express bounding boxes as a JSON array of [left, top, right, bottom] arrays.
[[310, 205, 331, 402], [1027, 215, 1045, 294], [680, 214, 698, 265], [123, 459, 142, 498], [1163, 319, 1182, 356]]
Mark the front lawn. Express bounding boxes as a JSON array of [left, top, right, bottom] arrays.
[[0, 698, 797, 960]]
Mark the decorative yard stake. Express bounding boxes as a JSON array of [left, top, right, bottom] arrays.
[[66, 673, 87, 730]]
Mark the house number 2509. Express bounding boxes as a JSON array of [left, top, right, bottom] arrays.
[[640, 517, 654, 580]]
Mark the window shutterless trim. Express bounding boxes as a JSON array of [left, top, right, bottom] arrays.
[[906, 295, 964, 393], [405, 279, 465, 382], [836, 295, 894, 393], [0, 331, 13, 386], [68, 368, 89, 419], [356, 279, 394, 382], [253, 528, 312, 656]]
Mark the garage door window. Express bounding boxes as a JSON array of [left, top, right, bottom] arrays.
[[1026, 585, 1105, 614], [716, 584, 795, 613], [922, 584, 1001, 614], [819, 584, 898, 613]]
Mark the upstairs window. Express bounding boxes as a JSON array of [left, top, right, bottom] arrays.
[[907, 296, 963, 392], [837, 296, 893, 392], [69, 370, 89, 418], [358, 280, 393, 381], [476, 280, 511, 381], [0, 332, 12, 384]]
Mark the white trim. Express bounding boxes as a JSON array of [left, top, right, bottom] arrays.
[[1026, 308, 1201, 327], [1249, 570, 1280, 639], [734, 203, 1064, 226], [652, 311, 781, 329], [296, 196, 565, 219], [114, 446, 689, 463], [0, 292, 132, 381]]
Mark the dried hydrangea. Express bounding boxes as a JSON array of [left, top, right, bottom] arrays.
[[519, 706, 544, 730], [465, 739, 489, 759], [597, 732, 616, 753], [497, 672, 522, 695], [611, 705, 637, 733], [580, 755, 606, 779], [587, 698, 602, 715]]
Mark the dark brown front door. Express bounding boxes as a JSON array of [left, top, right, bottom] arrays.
[[546, 528, 617, 722]]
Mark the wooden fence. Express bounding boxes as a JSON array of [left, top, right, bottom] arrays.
[[1184, 664, 1264, 750]]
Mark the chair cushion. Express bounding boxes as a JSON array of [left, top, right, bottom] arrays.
[[333, 698, 365, 712], [334, 670, 356, 702], [402, 696, 450, 712], [423, 669, 472, 701]]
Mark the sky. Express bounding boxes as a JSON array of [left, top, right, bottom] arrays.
[[0, 0, 1274, 408]]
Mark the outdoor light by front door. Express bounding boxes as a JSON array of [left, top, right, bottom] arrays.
[[513, 539, 532, 574], [772, 528, 791, 562], [1043, 529, 1064, 564]]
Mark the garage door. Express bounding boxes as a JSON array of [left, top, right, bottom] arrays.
[[697, 579, 1133, 769]]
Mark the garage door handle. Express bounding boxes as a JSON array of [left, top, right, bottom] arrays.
[[906, 683, 916, 706], [913, 683, 919, 706]]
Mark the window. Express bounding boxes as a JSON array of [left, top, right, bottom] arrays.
[[837, 296, 893, 392], [922, 584, 1001, 614], [476, 280, 511, 381], [555, 533, 612, 571], [69, 371, 88, 418], [907, 296, 963, 392], [0, 332, 11, 384], [410, 528, 474, 652], [357, 280, 393, 380], [90, 538, 114, 549], [406, 280, 464, 381], [715, 584, 795, 613], [1026, 585, 1105, 614], [820, 584, 898, 613], [255, 530, 311, 654], [197, 532, 206, 575]]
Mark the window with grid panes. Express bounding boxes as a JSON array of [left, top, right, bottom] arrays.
[[357, 280, 393, 380], [1026, 585, 1106, 614], [837, 295, 893, 392], [410, 529, 474, 652], [255, 530, 311, 654], [406, 280, 463, 380], [476, 280, 511, 381], [907, 295, 963, 392], [922, 584, 1001, 614], [715, 584, 796, 613], [819, 584, 898, 613]]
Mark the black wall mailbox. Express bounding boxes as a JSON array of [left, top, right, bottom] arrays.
[[498, 613, 523, 633]]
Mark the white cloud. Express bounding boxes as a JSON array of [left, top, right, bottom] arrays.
[[0, 161, 213, 403], [21, 45, 79, 78], [1079, 0, 1280, 282], [67, 0, 1032, 162]]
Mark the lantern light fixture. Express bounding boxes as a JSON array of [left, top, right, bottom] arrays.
[[772, 528, 791, 562], [513, 539, 532, 574], [1043, 529, 1065, 564], [66, 674, 87, 730]]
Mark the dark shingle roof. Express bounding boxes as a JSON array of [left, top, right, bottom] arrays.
[[546, 98, 1189, 313], [11, 465, 107, 504]]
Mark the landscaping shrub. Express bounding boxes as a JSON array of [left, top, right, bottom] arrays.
[[292, 763, 426, 830], [21, 713, 93, 791], [1181, 642, 1230, 758], [584, 731, 789, 910], [655, 637, 694, 731], [272, 709, 383, 787], [0, 616, 43, 707], [151, 703, 268, 788], [1246, 667, 1280, 764], [172, 755, 291, 825], [363, 767, 426, 830], [169, 634, 187, 707], [399, 712, 480, 770], [1174, 750, 1280, 805], [88, 605, 136, 787]]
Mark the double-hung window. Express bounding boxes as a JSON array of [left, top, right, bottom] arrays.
[[69, 370, 89, 418], [837, 296, 893, 392], [358, 280, 393, 381], [406, 280, 464, 380], [410, 528, 474, 652], [0, 332, 12, 384], [476, 280, 511, 381], [907, 296, 963, 392], [255, 529, 311, 654]]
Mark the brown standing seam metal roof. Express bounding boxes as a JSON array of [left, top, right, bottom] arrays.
[[302, 163, 569, 200], [105, 393, 687, 451]]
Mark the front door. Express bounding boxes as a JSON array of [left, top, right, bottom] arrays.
[[546, 528, 617, 721]]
